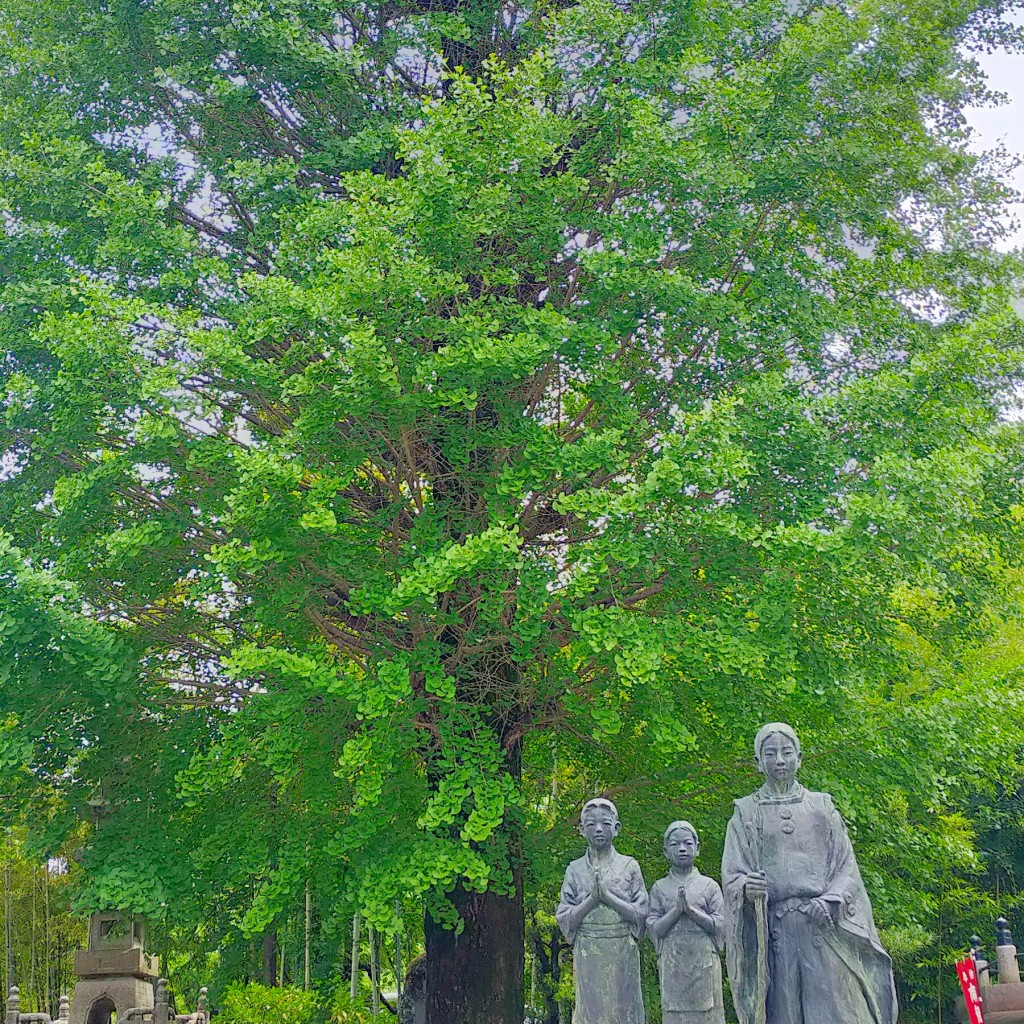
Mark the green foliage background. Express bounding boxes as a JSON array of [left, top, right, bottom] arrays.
[[0, 831, 86, 1017], [1, 0, 1024, 1018], [219, 982, 323, 1024]]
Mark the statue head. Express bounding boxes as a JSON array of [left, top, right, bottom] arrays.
[[579, 797, 621, 851], [754, 722, 802, 785], [663, 820, 699, 870]]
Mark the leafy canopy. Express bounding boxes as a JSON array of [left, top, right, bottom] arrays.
[[1, 0, 1024, 984]]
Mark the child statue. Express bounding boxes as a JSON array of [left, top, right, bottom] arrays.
[[647, 821, 726, 1024], [556, 798, 648, 1024]]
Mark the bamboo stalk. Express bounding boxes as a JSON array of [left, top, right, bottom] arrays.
[[394, 900, 403, 1001], [304, 882, 311, 992], [369, 924, 379, 1017], [349, 914, 361, 1001]]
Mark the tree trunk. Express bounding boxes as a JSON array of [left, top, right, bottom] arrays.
[[424, 879, 524, 1024], [529, 922, 562, 1024], [261, 932, 278, 987], [423, 680, 526, 1024]]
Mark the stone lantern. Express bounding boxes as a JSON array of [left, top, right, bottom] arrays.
[[68, 793, 158, 1024], [67, 912, 159, 1024]]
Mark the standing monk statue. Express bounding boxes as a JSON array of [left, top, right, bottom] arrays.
[[556, 798, 648, 1024], [722, 723, 898, 1024], [647, 820, 726, 1024]]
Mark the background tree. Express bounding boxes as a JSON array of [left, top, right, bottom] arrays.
[[0, 827, 85, 1016], [2, 0, 1024, 1021]]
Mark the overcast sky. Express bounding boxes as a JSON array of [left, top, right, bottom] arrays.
[[969, 29, 1024, 251]]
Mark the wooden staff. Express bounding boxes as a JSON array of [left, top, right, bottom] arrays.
[[745, 820, 768, 1024]]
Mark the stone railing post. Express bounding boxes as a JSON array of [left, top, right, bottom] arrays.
[[194, 987, 208, 1024], [153, 979, 170, 1024], [6, 985, 20, 1024], [996, 917, 1022, 985], [971, 934, 991, 986]]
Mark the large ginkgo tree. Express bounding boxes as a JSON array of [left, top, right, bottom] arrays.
[[2, 0, 1024, 1019]]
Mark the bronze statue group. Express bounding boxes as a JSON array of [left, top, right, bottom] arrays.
[[556, 724, 899, 1024]]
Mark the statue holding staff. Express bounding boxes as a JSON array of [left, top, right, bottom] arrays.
[[647, 820, 726, 1024], [722, 723, 898, 1024], [556, 798, 648, 1024]]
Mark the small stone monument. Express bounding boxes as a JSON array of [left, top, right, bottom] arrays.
[[965, 918, 1024, 1023], [68, 912, 158, 1024]]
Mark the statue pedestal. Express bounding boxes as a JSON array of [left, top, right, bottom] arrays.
[[983, 982, 1024, 1024]]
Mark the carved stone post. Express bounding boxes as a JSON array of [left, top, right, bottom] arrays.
[[6, 985, 20, 1024], [996, 918, 1021, 985], [971, 935, 990, 987], [194, 987, 208, 1024], [153, 979, 170, 1024]]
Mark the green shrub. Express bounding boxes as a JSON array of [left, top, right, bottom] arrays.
[[218, 983, 323, 1024], [329, 991, 376, 1023]]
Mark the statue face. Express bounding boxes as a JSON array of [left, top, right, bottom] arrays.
[[580, 808, 620, 851], [664, 829, 698, 869], [758, 732, 801, 784]]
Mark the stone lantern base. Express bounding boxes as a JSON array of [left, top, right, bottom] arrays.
[[68, 947, 159, 1024]]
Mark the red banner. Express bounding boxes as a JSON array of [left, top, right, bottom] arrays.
[[957, 956, 985, 1024]]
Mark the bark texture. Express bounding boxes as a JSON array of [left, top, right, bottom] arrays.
[[424, 881, 525, 1024]]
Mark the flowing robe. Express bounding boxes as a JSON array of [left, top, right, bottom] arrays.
[[647, 870, 726, 1024], [722, 784, 898, 1024], [557, 849, 648, 1024]]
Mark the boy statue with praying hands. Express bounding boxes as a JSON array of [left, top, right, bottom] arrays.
[[647, 820, 726, 1024], [556, 798, 648, 1024]]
